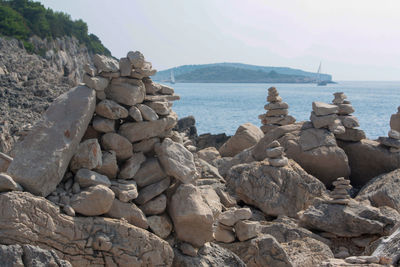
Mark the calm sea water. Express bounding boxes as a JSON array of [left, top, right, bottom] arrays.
[[171, 81, 400, 139]]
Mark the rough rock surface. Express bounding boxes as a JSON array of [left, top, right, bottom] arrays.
[[252, 122, 350, 186], [356, 169, 400, 212], [7, 85, 96, 197], [219, 123, 263, 157], [70, 185, 115, 216], [338, 139, 400, 186], [226, 159, 326, 217], [368, 224, 400, 265], [0, 191, 173, 266]]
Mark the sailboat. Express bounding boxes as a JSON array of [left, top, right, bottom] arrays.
[[316, 62, 328, 86], [170, 69, 175, 84]]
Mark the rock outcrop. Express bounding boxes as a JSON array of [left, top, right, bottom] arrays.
[[378, 106, 400, 153]]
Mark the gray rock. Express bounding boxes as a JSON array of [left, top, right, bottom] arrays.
[[132, 137, 160, 153], [128, 106, 143, 121], [106, 198, 148, 229], [94, 150, 118, 179], [95, 99, 128, 120], [137, 104, 159, 121], [101, 133, 133, 160], [0, 173, 21, 192], [335, 128, 366, 142], [379, 136, 400, 149], [368, 224, 400, 265], [0, 244, 24, 267], [110, 180, 138, 202], [93, 54, 119, 73], [339, 115, 360, 128], [127, 51, 145, 68], [92, 116, 115, 133], [337, 104, 355, 115], [7, 85, 96, 197], [235, 220, 260, 241], [71, 185, 115, 216], [0, 152, 12, 172], [83, 74, 109, 92], [159, 84, 174, 95], [105, 77, 145, 106], [155, 138, 199, 184], [146, 101, 172, 115], [214, 223, 235, 243], [310, 112, 338, 129], [139, 194, 167, 215], [312, 101, 339, 116], [133, 157, 166, 187], [74, 168, 111, 188], [218, 208, 252, 226], [69, 139, 102, 172], [135, 177, 170, 205], [147, 214, 173, 239], [118, 152, 146, 179], [119, 57, 132, 76]]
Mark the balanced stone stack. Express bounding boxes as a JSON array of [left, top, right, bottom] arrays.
[[266, 140, 289, 167], [329, 177, 352, 205], [332, 92, 366, 142], [378, 106, 400, 153], [258, 87, 295, 134], [310, 101, 345, 134]]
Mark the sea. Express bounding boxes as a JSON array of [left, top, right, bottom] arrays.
[[171, 81, 400, 139]]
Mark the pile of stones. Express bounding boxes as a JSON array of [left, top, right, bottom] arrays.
[[266, 140, 289, 167], [332, 92, 365, 142], [378, 106, 400, 153], [310, 101, 345, 134], [329, 177, 352, 205], [258, 87, 295, 133]]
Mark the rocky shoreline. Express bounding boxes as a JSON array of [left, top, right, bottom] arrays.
[[1, 49, 400, 266]]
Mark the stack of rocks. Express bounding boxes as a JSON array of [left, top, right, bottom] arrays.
[[310, 101, 345, 134], [258, 87, 295, 134], [378, 106, 400, 153], [266, 140, 289, 167], [329, 177, 352, 205], [332, 92, 365, 142]]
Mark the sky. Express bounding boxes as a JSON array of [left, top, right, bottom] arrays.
[[39, 0, 400, 81]]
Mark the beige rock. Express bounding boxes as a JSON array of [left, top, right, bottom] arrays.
[[335, 128, 366, 142], [95, 99, 128, 120], [339, 115, 360, 128], [169, 184, 214, 247], [144, 79, 161, 95], [0, 152, 12, 173], [105, 78, 145, 106], [137, 104, 159, 121], [266, 146, 284, 158], [0, 173, 21, 192], [70, 139, 102, 172], [378, 136, 400, 149], [101, 133, 133, 160], [155, 138, 199, 184], [0, 191, 174, 266], [119, 112, 178, 142], [337, 104, 355, 115], [199, 185, 223, 218], [83, 63, 96, 76], [106, 198, 148, 229], [145, 101, 172, 115], [144, 94, 180, 102], [132, 137, 160, 153], [179, 243, 198, 257], [197, 147, 221, 164], [135, 177, 170, 205], [119, 57, 132, 76], [75, 169, 111, 188], [310, 112, 338, 129], [7, 85, 96, 197], [127, 51, 145, 68], [133, 157, 166, 187], [214, 223, 235, 243], [118, 152, 146, 179], [92, 116, 115, 133], [128, 106, 143, 122], [269, 157, 289, 167], [261, 115, 296, 125], [71, 185, 115, 216], [312, 102, 338, 116], [83, 74, 109, 92], [235, 220, 260, 241], [147, 214, 173, 239], [267, 95, 282, 102], [264, 102, 289, 110], [219, 123, 264, 157], [389, 129, 400, 140], [215, 187, 237, 208], [266, 109, 289, 117], [219, 208, 252, 226], [110, 180, 138, 202], [93, 54, 119, 73], [94, 151, 118, 179], [390, 112, 400, 132], [140, 194, 167, 216], [329, 119, 345, 134], [99, 71, 120, 79], [333, 92, 347, 104], [159, 84, 174, 95]]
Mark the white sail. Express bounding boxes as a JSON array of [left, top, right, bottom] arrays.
[[170, 69, 175, 84]]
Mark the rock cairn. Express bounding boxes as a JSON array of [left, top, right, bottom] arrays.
[[332, 92, 365, 142], [266, 140, 288, 167], [310, 101, 345, 134], [329, 177, 352, 205], [259, 87, 295, 134], [378, 106, 400, 153]]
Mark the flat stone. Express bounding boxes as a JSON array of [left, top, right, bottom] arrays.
[[235, 220, 260, 241], [266, 109, 288, 117], [92, 116, 115, 133], [0, 152, 12, 172], [312, 102, 339, 116], [71, 185, 115, 216], [262, 115, 296, 125], [94, 151, 118, 179], [390, 113, 400, 132], [144, 94, 180, 102], [135, 177, 170, 205], [144, 79, 161, 95], [267, 140, 281, 148], [0, 173, 21, 192], [389, 129, 400, 140], [336, 128, 366, 142], [106, 198, 148, 229], [93, 54, 119, 73], [7, 85, 96, 197], [269, 157, 289, 167], [337, 104, 355, 115], [99, 71, 120, 79], [74, 168, 111, 188], [159, 84, 174, 95], [132, 137, 160, 153], [128, 106, 143, 121], [119, 57, 132, 76], [110, 180, 138, 202], [266, 146, 284, 158], [267, 95, 282, 103], [147, 215, 173, 239], [133, 157, 166, 187], [95, 99, 128, 120], [219, 208, 252, 226], [137, 104, 159, 121], [214, 223, 235, 243], [83, 74, 109, 92], [155, 138, 199, 184], [140, 194, 167, 215], [105, 77, 145, 106], [118, 152, 146, 179], [310, 112, 338, 129], [264, 102, 289, 110], [145, 101, 172, 116], [101, 133, 133, 160], [378, 137, 400, 149]]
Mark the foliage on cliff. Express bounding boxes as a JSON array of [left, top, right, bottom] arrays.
[[0, 0, 111, 56]]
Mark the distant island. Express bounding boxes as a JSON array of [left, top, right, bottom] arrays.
[[153, 63, 333, 83]]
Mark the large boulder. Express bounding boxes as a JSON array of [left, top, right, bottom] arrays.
[[367, 224, 400, 265], [252, 122, 350, 186], [155, 138, 199, 184], [219, 123, 264, 157], [299, 200, 400, 237], [169, 184, 214, 247], [356, 169, 400, 212], [0, 191, 174, 266], [7, 85, 96, 197], [226, 159, 326, 217], [338, 139, 400, 186]]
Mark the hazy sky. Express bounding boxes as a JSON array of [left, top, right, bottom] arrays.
[[39, 0, 400, 81]]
